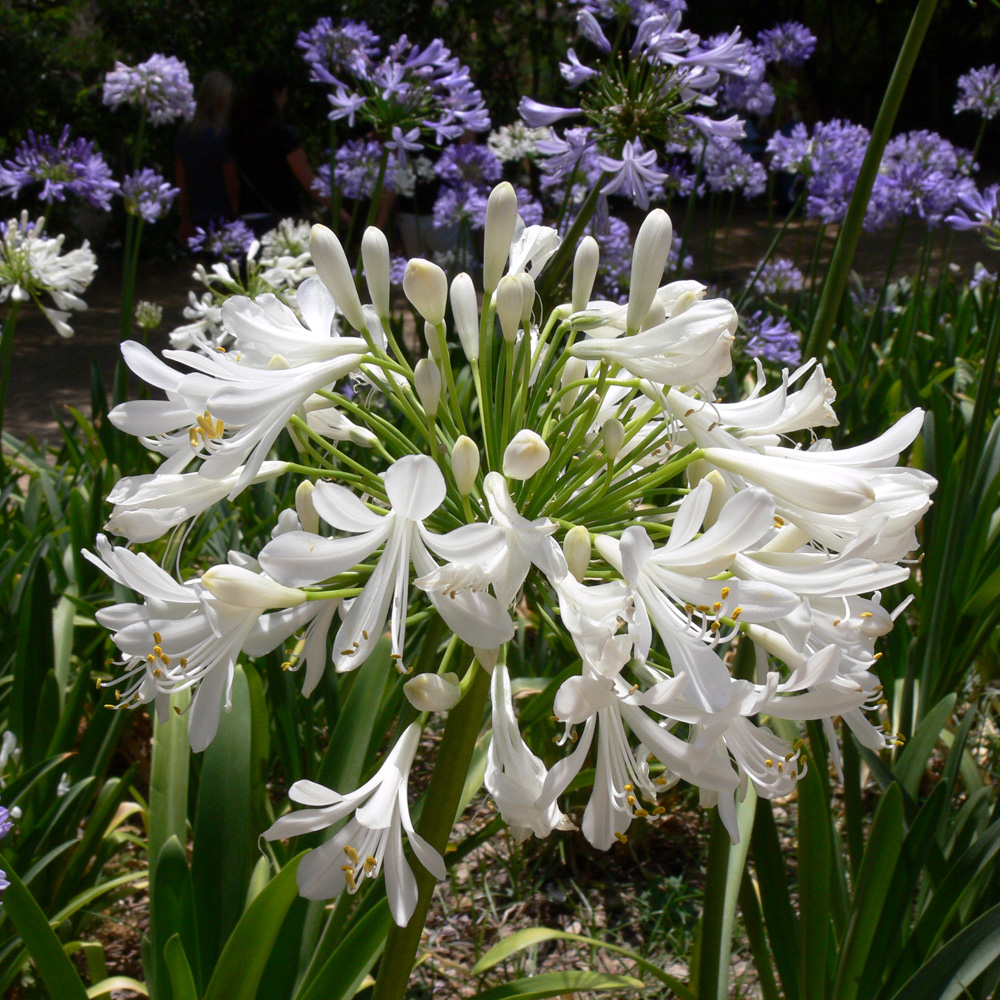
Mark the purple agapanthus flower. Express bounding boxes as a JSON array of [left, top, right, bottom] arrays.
[[0, 802, 13, 899], [598, 138, 669, 209], [188, 219, 255, 260], [0, 127, 119, 210], [954, 65, 1000, 121], [103, 54, 195, 125], [757, 22, 817, 67], [752, 258, 804, 295], [716, 44, 776, 118], [297, 18, 381, 86], [319, 139, 399, 201], [701, 137, 767, 198], [744, 310, 801, 366], [434, 144, 503, 187], [122, 168, 179, 223], [946, 183, 1000, 248]]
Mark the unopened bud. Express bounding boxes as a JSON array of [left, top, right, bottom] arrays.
[[295, 480, 319, 535], [201, 565, 305, 609], [404, 672, 461, 711], [403, 258, 448, 325], [503, 429, 549, 480], [701, 469, 729, 528], [414, 358, 442, 417], [450, 272, 480, 361], [602, 418, 625, 461], [452, 436, 480, 495], [627, 209, 672, 333], [361, 226, 391, 317], [517, 272, 535, 325], [572, 236, 600, 312], [564, 525, 592, 582], [496, 275, 523, 343], [310, 224, 366, 332], [424, 320, 441, 360], [560, 356, 588, 414], [483, 182, 518, 293]]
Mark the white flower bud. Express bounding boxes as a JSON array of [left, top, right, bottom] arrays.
[[517, 272, 535, 325], [503, 429, 549, 480], [483, 182, 518, 293], [295, 480, 319, 535], [403, 258, 448, 325], [496, 274, 523, 343], [414, 358, 442, 417], [572, 235, 600, 312], [361, 226, 391, 317], [452, 436, 480, 495], [404, 672, 461, 712], [559, 356, 588, 414], [310, 224, 366, 332], [424, 320, 441, 360], [627, 209, 672, 333], [563, 525, 592, 582], [641, 295, 666, 331], [602, 418, 625, 461], [201, 565, 305, 609], [450, 272, 480, 361]]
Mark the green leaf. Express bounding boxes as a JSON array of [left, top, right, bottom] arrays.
[[797, 748, 832, 1000], [150, 836, 202, 1000], [0, 850, 89, 1000], [894, 694, 956, 798], [202, 853, 305, 1000], [887, 903, 1000, 1000], [471, 926, 693, 998], [294, 895, 393, 1000], [163, 935, 200, 1000], [148, 690, 191, 884], [192, 664, 255, 979], [474, 971, 646, 1000], [833, 783, 904, 1000], [86, 977, 149, 998]]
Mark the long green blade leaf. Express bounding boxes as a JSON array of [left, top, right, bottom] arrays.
[[475, 971, 646, 1000]]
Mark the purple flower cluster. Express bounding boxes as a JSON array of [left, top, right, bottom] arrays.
[[0, 127, 119, 210], [954, 64, 1000, 121], [297, 19, 490, 153], [752, 257, 804, 295], [317, 139, 400, 201], [103, 54, 196, 125], [122, 168, 179, 223], [757, 22, 817, 67], [701, 137, 767, 197], [744, 310, 801, 366], [946, 183, 1000, 249], [521, 6, 752, 210], [0, 803, 13, 899], [188, 219, 256, 260]]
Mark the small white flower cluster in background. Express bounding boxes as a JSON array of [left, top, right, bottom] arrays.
[[134, 300, 163, 330], [0, 211, 97, 337], [169, 218, 317, 350], [91, 182, 934, 927]]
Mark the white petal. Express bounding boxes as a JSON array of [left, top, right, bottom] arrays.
[[384, 455, 446, 521]]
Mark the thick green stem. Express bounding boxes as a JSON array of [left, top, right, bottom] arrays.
[[372, 665, 490, 1000], [803, 0, 939, 362]]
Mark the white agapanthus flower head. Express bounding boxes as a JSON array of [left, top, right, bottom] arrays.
[[0, 212, 97, 337], [91, 179, 933, 924]]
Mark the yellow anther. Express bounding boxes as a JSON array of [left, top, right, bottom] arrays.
[[860, 611, 873, 618], [635, 808, 649, 818], [215, 345, 226, 352], [153, 631, 162, 644], [720, 586, 731, 599], [614, 831, 629, 845], [282, 661, 292, 671], [343, 869, 357, 891], [189, 427, 200, 448], [345, 845, 359, 863], [732, 607, 743, 618], [765, 758, 773, 768], [365, 855, 378, 873], [800, 755, 808, 765], [624, 783, 633, 792], [629, 683, 639, 695], [179, 657, 188, 668], [878, 698, 888, 706], [684, 603, 694, 614], [873, 652, 883, 660], [777, 762, 784, 773], [794, 739, 804, 750], [652, 806, 666, 816], [160, 654, 170, 666], [152, 668, 161, 678], [362, 630, 369, 640], [711, 621, 721, 632], [833, 618, 842, 626], [147, 653, 156, 663], [569, 730, 578, 743], [655, 776, 667, 786], [341, 649, 355, 656], [785, 751, 795, 761], [712, 601, 722, 613], [774, 515, 785, 526], [627, 794, 637, 806], [696, 604, 710, 613], [153, 645, 163, 657]]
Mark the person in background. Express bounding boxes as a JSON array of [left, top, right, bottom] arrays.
[[175, 70, 239, 243], [228, 67, 328, 235]]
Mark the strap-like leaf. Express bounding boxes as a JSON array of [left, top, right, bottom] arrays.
[[474, 971, 645, 1000]]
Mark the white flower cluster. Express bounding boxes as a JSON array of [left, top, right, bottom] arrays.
[[169, 218, 317, 350], [487, 122, 551, 163], [92, 183, 934, 926], [0, 212, 97, 337]]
